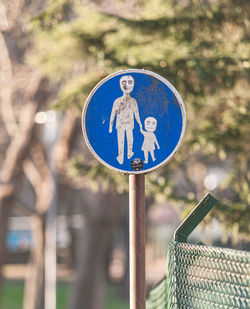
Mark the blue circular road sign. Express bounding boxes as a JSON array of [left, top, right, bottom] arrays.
[[82, 69, 186, 174]]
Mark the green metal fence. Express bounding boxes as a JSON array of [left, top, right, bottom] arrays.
[[147, 194, 250, 309]]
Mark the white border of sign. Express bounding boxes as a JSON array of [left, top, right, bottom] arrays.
[[82, 69, 186, 174]]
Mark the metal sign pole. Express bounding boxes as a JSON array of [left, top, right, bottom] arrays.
[[129, 174, 146, 309]]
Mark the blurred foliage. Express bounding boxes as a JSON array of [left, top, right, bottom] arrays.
[[28, 0, 250, 240]]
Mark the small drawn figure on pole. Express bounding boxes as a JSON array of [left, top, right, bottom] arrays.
[[140, 117, 160, 163], [109, 75, 142, 164]]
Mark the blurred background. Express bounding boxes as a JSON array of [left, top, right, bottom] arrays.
[[0, 0, 249, 308]]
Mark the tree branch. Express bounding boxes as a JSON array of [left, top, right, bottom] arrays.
[[0, 31, 17, 136]]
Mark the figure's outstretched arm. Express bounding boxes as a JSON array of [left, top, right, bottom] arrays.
[[134, 101, 142, 130], [109, 101, 117, 133]]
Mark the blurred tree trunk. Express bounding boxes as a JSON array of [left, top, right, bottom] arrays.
[[22, 141, 54, 309], [0, 76, 49, 290], [0, 195, 13, 292], [0, 101, 37, 290], [23, 215, 46, 309], [69, 189, 123, 309]]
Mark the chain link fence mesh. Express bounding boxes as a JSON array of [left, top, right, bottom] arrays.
[[147, 240, 250, 308]]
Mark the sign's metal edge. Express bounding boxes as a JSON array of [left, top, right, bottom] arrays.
[[81, 69, 187, 175]]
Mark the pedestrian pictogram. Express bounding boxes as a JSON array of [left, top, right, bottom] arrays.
[[82, 69, 186, 174]]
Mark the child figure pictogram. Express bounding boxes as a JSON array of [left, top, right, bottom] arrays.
[[140, 117, 160, 163]]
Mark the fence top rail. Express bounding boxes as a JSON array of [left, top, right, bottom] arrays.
[[174, 193, 218, 243]]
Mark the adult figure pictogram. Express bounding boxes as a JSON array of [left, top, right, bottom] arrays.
[[109, 75, 142, 164]]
